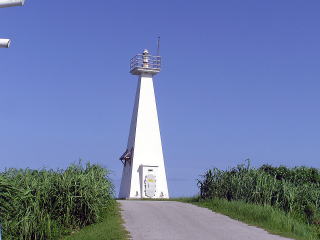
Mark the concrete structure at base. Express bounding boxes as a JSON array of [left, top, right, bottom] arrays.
[[118, 49, 169, 199]]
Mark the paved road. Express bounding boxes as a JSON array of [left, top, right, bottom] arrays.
[[118, 200, 292, 240]]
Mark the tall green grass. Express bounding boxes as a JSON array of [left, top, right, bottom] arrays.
[[197, 160, 320, 237], [185, 197, 319, 240], [62, 203, 129, 240], [0, 162, 115, 240]]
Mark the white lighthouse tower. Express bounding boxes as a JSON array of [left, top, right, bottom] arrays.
[[119, 49, 169, 199]]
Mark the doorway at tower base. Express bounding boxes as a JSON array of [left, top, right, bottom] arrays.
[[137, 165, 163, 199]]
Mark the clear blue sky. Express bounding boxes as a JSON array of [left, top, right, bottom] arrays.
[[1, 0, 320, 197]]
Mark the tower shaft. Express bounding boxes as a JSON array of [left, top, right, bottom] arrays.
[[119, 72, 169, 199]]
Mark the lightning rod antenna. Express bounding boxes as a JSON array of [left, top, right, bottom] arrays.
[[157, 36, 160, 56]]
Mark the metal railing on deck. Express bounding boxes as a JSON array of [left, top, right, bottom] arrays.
[[130, 54, 161, 72]]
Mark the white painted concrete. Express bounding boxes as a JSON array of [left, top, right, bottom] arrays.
[[119, 72, 169, 199]]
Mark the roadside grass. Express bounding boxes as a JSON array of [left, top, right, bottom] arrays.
[[178, 197, 319, 240], [0, 162, 115, 239], [61, 203, 129, 240]]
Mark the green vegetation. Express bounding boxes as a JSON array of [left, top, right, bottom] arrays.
[[0, 162, 116, 240], [179, 198, 317, 240], [62, 203, 129, 240], [197, 160, 320, 239]]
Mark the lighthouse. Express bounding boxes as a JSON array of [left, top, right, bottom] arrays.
[[119, 49, 169, 199]]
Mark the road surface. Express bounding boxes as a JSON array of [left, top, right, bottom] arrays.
[[118, 200, 292, 240]]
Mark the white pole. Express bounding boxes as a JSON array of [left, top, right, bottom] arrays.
[[0, 0, 26, 49], [0, 38, 11, 48], [0, 0, 24, 8]]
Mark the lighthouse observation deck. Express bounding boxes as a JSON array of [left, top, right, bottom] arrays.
[[130, 50, 161, 75]]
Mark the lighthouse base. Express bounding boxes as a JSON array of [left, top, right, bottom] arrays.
[[119, 164, 169, 199]]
